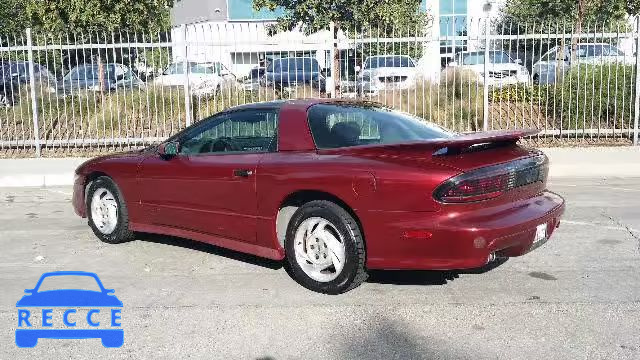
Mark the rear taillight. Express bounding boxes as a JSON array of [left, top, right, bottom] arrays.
[[434, 154, 548, 203]]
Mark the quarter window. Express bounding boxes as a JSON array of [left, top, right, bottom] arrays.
[[308, 104, 453, 149]]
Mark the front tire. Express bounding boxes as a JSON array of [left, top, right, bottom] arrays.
[[285, 201, 367, 294], [86, 176, 134, 244]]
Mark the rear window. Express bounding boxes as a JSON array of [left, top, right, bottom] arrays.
[[307, 103, 453, 149], [270, 58, 320, 72], [364, 56, 415, 69]]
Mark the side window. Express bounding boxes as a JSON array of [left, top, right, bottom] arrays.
[[164, 63, 185, 75], [540, 50, 555, 62], [69, 67, 90, 81], [179, 109, 279, 155], [310, 109, 380, 148], [17, 64, 28, 76]]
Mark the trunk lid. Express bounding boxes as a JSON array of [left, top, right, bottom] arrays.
[[322, 129, 547, 202]]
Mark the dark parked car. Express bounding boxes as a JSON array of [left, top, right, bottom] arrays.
[[53, 63, 144, 96], [240, 67, 265, 92], [262, 57, 326, 93], [0, 61, 55, 106], [72, 99, 565, 294]]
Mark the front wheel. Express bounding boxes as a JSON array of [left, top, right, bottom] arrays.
[[86, 176, 135, 244], [285, 201, 367, 294]]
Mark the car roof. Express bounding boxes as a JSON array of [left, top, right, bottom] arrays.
[[459, 50, 506, 54], [368, 55, 411, 57], [273, 57, 317, 61], [219, 98, 378, 114]]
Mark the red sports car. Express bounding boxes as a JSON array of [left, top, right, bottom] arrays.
[[72, 99, 565, 294]]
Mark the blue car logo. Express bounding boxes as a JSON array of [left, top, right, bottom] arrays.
[[15, 271, 123, 348]]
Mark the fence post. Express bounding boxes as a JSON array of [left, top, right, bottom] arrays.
[[182, 24, 192, 127], [26, 28, 41, 157], [483, 18, 490, 132], [634, 17, 640, 146], [329, 21, 337, 98]]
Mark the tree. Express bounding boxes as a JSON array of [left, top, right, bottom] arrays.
[[25, 0, 174, 34], [0, 0, 29, 36], [497, 0, 640, 71], [252, 0, 430, 94]]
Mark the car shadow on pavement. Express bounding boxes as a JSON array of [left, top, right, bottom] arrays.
[[135, 233, 283, 270], [367, 257, 509, 286]]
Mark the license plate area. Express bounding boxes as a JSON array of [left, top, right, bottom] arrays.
[[531, 223, 548, 249]]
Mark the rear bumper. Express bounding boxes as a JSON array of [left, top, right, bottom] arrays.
[[365, 191, 565, 270]]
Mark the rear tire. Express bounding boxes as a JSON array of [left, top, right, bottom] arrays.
[[285, 200, 367, 294], [86, 176, 134, 244]]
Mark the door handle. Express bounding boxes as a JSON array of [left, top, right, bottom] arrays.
[[233, 169, 253, 178]]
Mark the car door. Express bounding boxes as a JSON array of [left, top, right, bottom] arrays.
[[534, 50, 556, 83], [138, 108, 279, 244]]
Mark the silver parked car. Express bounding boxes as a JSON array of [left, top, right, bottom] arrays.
[[356, 55, 418, 96], [532, 43, 632, 84], [447, 51, 530, 87]]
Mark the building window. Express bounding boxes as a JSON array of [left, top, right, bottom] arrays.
[[228, 0, 284, 21], [439, 0, 468, 63]]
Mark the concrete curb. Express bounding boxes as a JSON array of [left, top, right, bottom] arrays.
[[0, 158, 87, 187], [0, 147, 638, 187]]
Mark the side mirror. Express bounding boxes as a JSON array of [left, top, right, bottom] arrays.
[[220, 69, 231, 76], [515, 58, 523, 65], [24, 289, 34, 294], [105, 289, 115, 294], [448, 61, 459, 67], [158, 141, 180, 157], [11, 72, 20, 78], [354, 66, 361, 72]]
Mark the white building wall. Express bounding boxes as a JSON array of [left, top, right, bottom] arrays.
[[171, 22, 347, 76]]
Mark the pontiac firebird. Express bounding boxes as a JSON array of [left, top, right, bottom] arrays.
[[72, 99, 565, 294]]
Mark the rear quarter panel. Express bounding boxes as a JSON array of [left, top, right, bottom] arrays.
[[255, 151, 459, 261]]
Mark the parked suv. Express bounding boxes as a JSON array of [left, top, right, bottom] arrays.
[[532, 43, 631, 84], [0, 61, 55, 106], [262, 57, 326, 93], [447, 51, 529, 87], [356, 55, 418, 96]]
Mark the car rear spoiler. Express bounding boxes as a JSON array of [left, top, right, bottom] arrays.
[[318, 129, 539, 156], [431, 129, 539, 155], [361, 129, 539, 155]]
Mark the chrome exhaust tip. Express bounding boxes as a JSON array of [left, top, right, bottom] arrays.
[[487, 253, 496, 263]]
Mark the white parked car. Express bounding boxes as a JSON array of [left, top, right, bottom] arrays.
[[153, 61, 236, 96], [532, 43, 632, 84], [447, 51, 530, 87], [356, 55, 418, 96]]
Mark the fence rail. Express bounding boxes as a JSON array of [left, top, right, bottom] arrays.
[[1, 17, 639, 155]]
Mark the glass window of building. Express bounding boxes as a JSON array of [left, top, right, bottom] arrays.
[[228, 0, 284, 20]]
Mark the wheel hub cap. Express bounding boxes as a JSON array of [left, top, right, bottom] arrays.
[[294, 217, 346, 282], [90, 188, 118, 235]]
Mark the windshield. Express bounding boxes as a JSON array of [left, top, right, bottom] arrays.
[[65, 64, 124, 81], [37, 275, 102, 292], [308, 104, 453, 149], [364, 56, 415, 69], [270, 58, 320, 72], [577, 44, 624, 57], [459, 51, 513, 65]]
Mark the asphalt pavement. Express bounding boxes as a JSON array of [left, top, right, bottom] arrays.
[[0, 177, 639, 359]]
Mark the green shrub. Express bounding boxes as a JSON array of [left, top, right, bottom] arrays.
[[490, 85, 546, 103], [549, 64, 635, 130]]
